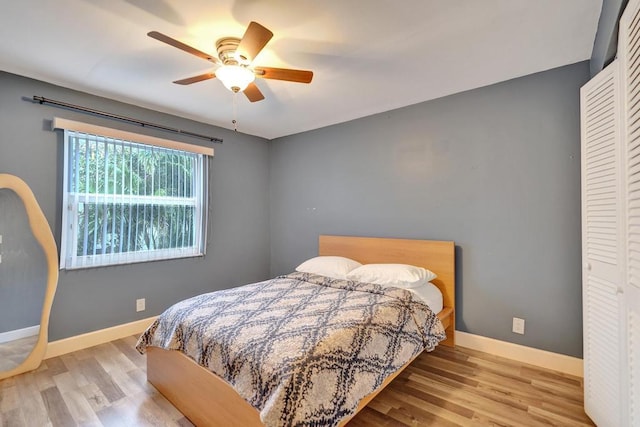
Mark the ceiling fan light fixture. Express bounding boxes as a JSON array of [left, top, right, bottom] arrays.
[[215, 65, 255, 92], [149, 22, 311, 103]]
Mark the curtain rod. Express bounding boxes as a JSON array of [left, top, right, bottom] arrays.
[[31, 96, 223, 144]]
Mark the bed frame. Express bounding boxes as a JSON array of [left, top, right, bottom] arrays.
[[146, 235, 455, 426]]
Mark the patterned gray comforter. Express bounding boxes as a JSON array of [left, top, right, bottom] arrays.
[[136, 272, 445, 426]]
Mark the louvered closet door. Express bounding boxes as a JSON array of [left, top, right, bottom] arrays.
[[621, 1, 640, 424], [627, 292, 640, 426], [580, 60, 624, 427]]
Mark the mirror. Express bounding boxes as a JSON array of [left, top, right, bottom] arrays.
[[0, 174, 58, 380]]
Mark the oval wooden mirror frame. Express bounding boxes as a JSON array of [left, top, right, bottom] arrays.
[[0, 174, 58, 380]]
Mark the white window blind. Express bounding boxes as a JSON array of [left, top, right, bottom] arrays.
[[60, 127, 209, 269]]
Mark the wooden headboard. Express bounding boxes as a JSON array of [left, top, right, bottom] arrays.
[[319, 235, 455, 346]]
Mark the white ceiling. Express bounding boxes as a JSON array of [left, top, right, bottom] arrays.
[[0, 1, 602, 140]]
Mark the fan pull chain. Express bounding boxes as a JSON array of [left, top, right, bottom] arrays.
[[232, 92, 238, 132]]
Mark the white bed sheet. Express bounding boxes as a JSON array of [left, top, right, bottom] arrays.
[[407, 282, 443, 314]]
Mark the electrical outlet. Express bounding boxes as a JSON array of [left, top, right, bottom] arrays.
[[136, 298, 146, 312], [512, 317, 525, 334]]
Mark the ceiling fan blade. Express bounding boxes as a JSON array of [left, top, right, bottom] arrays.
[[148, 31, 218, 64], [254, 67, 313, 83], [235, 22, 273, 64], [244, 82, 265, 102], [173, 72, 216, 85]]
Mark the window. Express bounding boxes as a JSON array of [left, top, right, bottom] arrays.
[[60, 124, 209, 269]]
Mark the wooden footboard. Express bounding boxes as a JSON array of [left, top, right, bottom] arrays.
[[147, 346, 263, 427], [148, 346, 414, 427]]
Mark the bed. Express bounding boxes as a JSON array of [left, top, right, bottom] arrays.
[[137, 235, 455, 426]]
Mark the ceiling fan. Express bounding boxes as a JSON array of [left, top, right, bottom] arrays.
[[148, 22, 313, 102]]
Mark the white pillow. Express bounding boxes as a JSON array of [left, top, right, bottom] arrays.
[[346, 263, 437, 288], [295, 256, 362, 279]]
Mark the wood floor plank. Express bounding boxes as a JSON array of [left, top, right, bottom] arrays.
[[111, 338, 145, 369], [77, 358, 125, 403], [34, 368, 57, 392], [366, 397, 393, 415], [0, 407, 26, 426], [148, 387, 190, 422], [44, 357, 70, 377], [41, 386, 75, 426], [95, 401, 133, 427], [527, 405, 594, 426], [416, 356, 578, 411], [59, 354, 90, 389], [126, 365, 151, 392], [519, 365, 582, 387], [0, 385, 19, 413], [537, 400, 594, 425], [107, 365, 145, 398], [90, 343, 127, 374], [14, 369, 51, 426], [78, 383, 110, 414], [389, 378, 475, 419], [59, 389, 103, 426], [346, 406, 405, 427], [134, 391, 184, 425], [399, 357, 586, 427], [0, 337, 593, 427], [415, 360, 555, 414], [52, 371, 81, 397], [381, 387, 474, 426], [401, 376, 552, 427], [422, 355, 533, 390]]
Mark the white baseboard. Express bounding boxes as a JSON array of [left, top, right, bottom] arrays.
[[455, 330, 583, 377], [43, 320, 582, 377], [45, 316, 157, 359], [0, 325, 40, 344]]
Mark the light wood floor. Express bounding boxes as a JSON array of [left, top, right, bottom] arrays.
[[0, 336, 593, 426]]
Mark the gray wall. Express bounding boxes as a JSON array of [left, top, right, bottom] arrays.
[[0, 59, 589, 356], [0, 189, 46, 333], [0, 71, 271, 341], [591, 0, 628, 76], [270, 61, 590, 358]]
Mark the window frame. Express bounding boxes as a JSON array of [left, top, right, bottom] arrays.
[[56, 119, 213, 270]]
